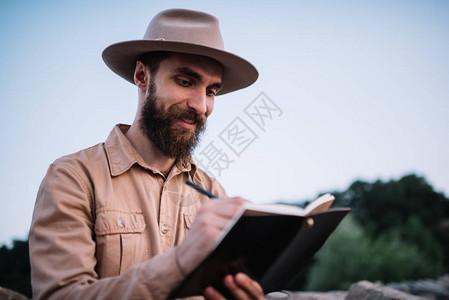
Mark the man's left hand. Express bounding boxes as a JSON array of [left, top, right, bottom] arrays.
[[204, 273, 265, 300]]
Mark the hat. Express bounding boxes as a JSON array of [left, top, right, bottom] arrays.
[[102, 9, 258, 95]]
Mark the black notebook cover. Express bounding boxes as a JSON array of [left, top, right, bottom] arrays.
[[170, 208, 350, 298]]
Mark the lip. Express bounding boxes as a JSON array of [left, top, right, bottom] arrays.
[[178, 119, 196, 130]]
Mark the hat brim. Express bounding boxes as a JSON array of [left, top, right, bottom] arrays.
[[102, 40, 258, 95]]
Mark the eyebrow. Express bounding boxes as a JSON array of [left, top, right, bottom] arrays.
[[175, 67, 223, 90]]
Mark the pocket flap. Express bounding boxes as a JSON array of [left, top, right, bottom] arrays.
[[183, 213, 195, 229], [95, 210, 146, 236]]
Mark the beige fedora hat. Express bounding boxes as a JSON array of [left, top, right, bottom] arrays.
[[102, 8, 258, 95]]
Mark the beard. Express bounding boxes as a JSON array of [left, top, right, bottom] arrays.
[[139, 79, 207, 160]]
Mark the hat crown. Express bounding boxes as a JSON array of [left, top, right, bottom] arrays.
[[143, 9, 224, 50]]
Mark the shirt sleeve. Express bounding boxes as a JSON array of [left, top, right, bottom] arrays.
[[29, 161, 185, 300]]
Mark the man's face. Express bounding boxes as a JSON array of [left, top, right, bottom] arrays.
[[139, 53, 223, 159]]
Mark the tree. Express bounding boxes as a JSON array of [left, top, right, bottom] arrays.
[[304, 216, 444, 291], [287, 173, 449, 291], [0, 240, 32, 297], [334, 174, 449, 271]]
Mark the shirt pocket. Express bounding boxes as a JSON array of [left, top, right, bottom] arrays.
[[94, 210, 148, 277], [183, 213, 195, 230]]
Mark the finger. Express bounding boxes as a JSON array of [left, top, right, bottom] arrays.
[[195, 198, 247, 231], [223, 274, 253, 299], [235, 273, 265, 298], [201, 197, 247, 218], [204, 286, 227, 300], [193, 209, 239, 234]]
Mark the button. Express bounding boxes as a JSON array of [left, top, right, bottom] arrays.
[[118, 218, 125, 228], [161, 224, 169, 234], [304, 218, 314, 229], [164, 185, 168, 191]]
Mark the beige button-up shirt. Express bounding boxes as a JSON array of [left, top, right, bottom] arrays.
[[29, 124, 227, 299]]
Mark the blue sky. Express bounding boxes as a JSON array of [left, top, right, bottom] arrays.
[[1, 0, 448, 246]]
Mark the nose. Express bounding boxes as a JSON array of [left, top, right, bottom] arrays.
[[187, 91, 207, 115]]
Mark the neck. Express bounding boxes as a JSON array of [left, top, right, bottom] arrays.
[[125, 122, 176, 173]]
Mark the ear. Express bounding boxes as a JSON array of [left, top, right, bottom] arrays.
[[134, 61, 150, 91]]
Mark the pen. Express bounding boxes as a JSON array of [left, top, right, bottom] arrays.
[[185, 180, 218, 199]]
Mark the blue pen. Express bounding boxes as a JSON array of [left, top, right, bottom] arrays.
[[185, 180, 218, 198]]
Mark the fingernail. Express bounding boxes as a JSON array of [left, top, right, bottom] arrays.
[[236, 273, 246, 284], [204, 287, 214, 297]]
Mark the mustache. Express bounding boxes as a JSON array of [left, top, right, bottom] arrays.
[[169, 105, 207, 128]]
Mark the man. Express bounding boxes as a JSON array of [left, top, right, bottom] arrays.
[[29, 8, 264, 300]]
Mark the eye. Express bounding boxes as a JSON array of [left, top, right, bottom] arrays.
[[206, 88, 218, 97], [176, 78, 191, 87]]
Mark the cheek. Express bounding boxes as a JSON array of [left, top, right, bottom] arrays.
[[206, 100, 215, 117]]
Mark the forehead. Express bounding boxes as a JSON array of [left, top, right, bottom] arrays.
[[159, 52, 223, 82]]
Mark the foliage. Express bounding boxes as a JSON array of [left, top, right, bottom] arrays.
[[303, 216, 444, 291], [334, 174, 449, 271], [0, 239, 32, 297], [291, 173, 449, 292]]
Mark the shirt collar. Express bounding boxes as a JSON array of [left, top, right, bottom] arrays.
[[104, 124, 196, 177]]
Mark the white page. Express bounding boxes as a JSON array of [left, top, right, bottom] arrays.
[[243, 193, 335, 217]]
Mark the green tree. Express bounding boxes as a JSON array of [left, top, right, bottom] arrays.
[[286, 173, 448, 291], [304, 216, 444, 291], [0, 240, 32, 298], [334, 174, 449, 271]]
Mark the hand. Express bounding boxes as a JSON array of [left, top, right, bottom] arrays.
[[176, 197, 247, 275], [204, 273, 265, 300]]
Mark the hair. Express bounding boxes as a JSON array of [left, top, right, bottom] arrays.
[[139, 51, 172, 76]]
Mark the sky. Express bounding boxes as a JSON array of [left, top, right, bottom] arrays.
[[1, 0, 448, 246]]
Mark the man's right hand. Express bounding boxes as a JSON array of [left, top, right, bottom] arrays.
[[175, 197, 266, 299], [175, 197, 247, 275]]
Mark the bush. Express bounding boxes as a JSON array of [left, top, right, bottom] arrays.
[[304, 216, 444, 291], [0, 240, 32, 298]]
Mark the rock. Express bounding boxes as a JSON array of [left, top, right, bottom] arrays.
[[267, 275, 449, 299], [266, 291, 291, 299], [390, 280, 449, 298], [437, 274, 449, 289], [288, 291, 347, 300], [388, 275, 449, 299], [346, 280, 432, 300], [0, 287, 29, 300], [266, 290, 347, 300]]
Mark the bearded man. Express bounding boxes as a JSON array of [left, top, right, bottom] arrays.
[[29, 8, 263, 300]]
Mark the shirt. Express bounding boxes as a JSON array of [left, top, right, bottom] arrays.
[[29, 124, 227, 299]]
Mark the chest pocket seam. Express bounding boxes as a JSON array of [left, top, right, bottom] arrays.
[[94, 209, 148, 276], [95, 209, 146, 236]]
